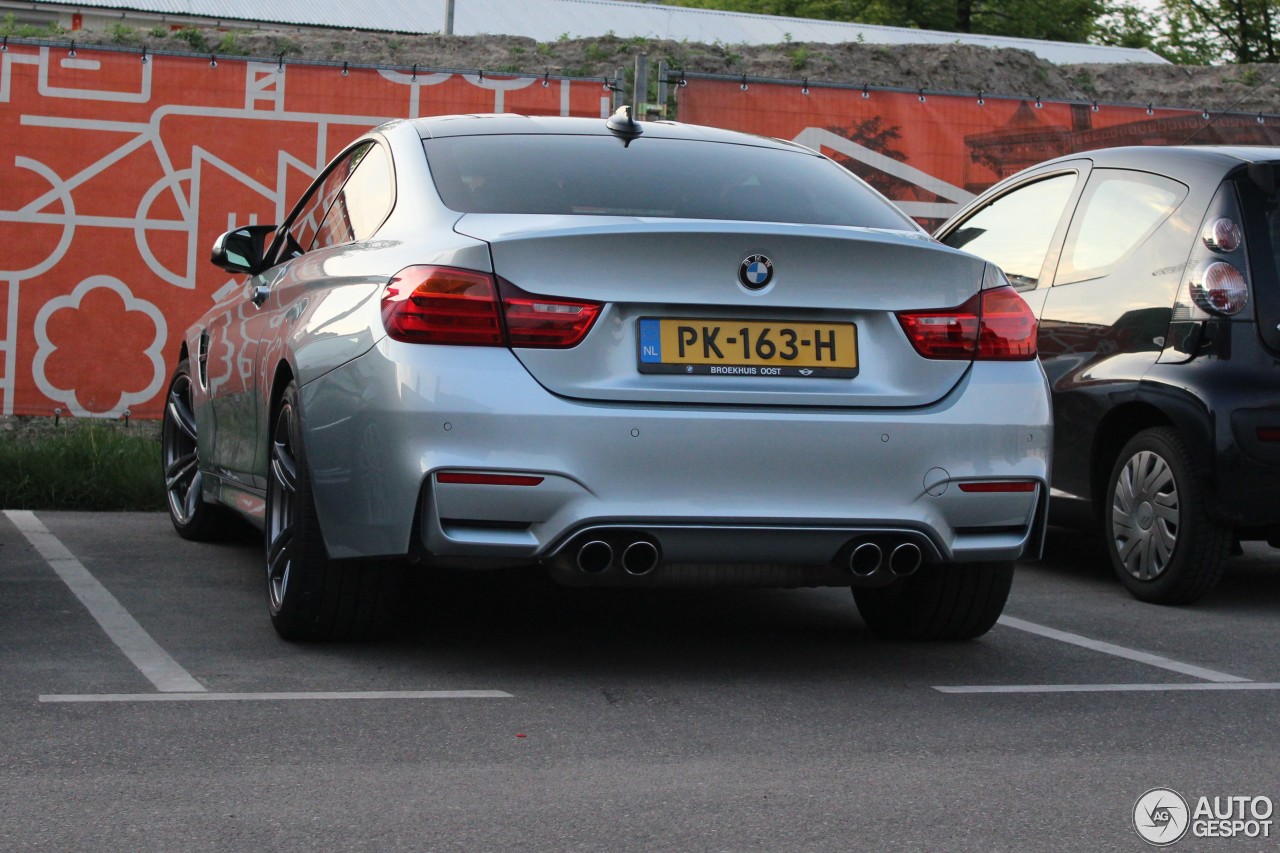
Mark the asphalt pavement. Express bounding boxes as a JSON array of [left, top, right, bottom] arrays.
[[2, 510, 1279, 851]]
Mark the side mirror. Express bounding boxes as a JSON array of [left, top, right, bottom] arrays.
[[211, 224, 277, 274]]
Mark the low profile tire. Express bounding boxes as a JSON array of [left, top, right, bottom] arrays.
[[265, 381, 401, 641], [853, 562, 1013, 641], [161, 358, 229, 541], [1104, 427, 1230, 605]]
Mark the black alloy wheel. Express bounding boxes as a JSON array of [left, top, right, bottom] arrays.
[[161, 358, 226, 540], [265, 380, 401, 640]]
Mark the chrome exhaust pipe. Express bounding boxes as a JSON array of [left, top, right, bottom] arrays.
[[576, 540, 614, 573], [621, 541, 660, 576], [889, 542, 922, 577], [848, 541, 884, 577]]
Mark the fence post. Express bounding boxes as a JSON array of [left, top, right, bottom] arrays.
[[657, 60, 668, 117], [632, 54, 648, 119]]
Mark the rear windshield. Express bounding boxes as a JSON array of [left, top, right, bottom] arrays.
[[422, 134, 914, 229]]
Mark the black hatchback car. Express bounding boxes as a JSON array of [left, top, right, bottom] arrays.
[[936, 146, 1280, 604]]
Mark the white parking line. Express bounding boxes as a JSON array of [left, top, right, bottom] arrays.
[[934, 615, 1254, 694], [40, 690, 514, 703], [937, 683, 1280, 694], [5, 509, 206, 694], [996, 615, 1249, 683]]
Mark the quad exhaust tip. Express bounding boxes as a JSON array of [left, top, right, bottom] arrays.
[[621, 541, 660, 576], [574, 537, 660, 575], [889, 542, 922, 577], [846, 539, 924, 579], [848, 542, 884, 577], [576, 534, 912, 579], [576, 540, 613, 573]]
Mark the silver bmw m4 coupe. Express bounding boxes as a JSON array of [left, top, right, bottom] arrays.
[[162, 110, 1052, 641]]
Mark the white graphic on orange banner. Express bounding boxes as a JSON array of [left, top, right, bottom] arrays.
[[0, 45, 605, 417]]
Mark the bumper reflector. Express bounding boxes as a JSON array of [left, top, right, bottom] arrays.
[[958, 481, 1037, 493], [437, 473, 545, 487]]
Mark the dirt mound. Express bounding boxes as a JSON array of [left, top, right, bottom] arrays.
[[79, 26, 1280, 116]]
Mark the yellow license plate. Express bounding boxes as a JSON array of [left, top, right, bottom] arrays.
[[637, 318, 858, 378]]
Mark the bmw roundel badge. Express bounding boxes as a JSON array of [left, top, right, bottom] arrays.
[[739, 254, 774, 290]]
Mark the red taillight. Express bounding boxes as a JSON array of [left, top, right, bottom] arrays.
[[896, 285, 1037, 361], [382, 266, 504, 345], [958, 481, 1038, 493], [382, 265, 601, 348], [896, 297, 980, 360], [1258, 427, 1280, 443], [500, 281, 602, 349], [978, 287, 1039, 359]]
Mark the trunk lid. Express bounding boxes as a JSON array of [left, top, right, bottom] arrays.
[[457, 215, 987, 408]]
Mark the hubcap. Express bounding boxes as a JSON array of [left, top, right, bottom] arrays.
[[266, 401, 299, 613], [162, 373, 201, 525], [1111, 449, 1180, 581]]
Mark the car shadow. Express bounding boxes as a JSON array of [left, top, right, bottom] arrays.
[[1203, 541, 1280, 612], [1027, 525, 1114, 581], [402, 566, 865, 649], [1029, 524, 1280, 609], [373, 563, 1037, 689]]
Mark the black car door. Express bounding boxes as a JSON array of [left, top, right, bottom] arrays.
[[1034, 168, 1190, 503]]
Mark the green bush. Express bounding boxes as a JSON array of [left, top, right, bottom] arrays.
[[584, 41, 612, 62], [172, 26, 209, 51], [0, 422, 163, 511], [106, 22, 138, 44], [265, 35, 302, 56], [1, 12, 66, 38], [216, 31, 240, 54]]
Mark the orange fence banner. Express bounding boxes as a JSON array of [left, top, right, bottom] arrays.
[[0, 44, 611, 418], [678, 76, 1280, 227], [8, 49, 1280, 422]]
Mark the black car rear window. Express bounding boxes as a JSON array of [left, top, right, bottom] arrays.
[[422, 134, 913, 229]]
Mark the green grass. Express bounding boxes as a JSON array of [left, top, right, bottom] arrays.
[[0, 423, 164, 511], [171, 26, 210, 52], [0, 12, 67, 38]]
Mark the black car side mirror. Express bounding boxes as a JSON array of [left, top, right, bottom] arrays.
[[211, 224, 278, 274]]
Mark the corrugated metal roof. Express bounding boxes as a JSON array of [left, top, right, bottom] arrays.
[[18, 0, 1168, 64]]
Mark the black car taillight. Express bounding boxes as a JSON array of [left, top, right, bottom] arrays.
[[1177, 183, 1252, 320], [1194, 262, 1249, 315], [382, 265, 601, 348], [896, 277, 1038, 361]]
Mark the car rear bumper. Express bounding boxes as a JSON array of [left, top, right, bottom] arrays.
[[1147, 349, 1280, 529], [299, 339, 1053, 568], [1217, 405, 1280, 528]]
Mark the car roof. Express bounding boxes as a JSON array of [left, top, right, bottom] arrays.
[[1037, 144, 1280, 179], [409, 113, 808, 153]]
